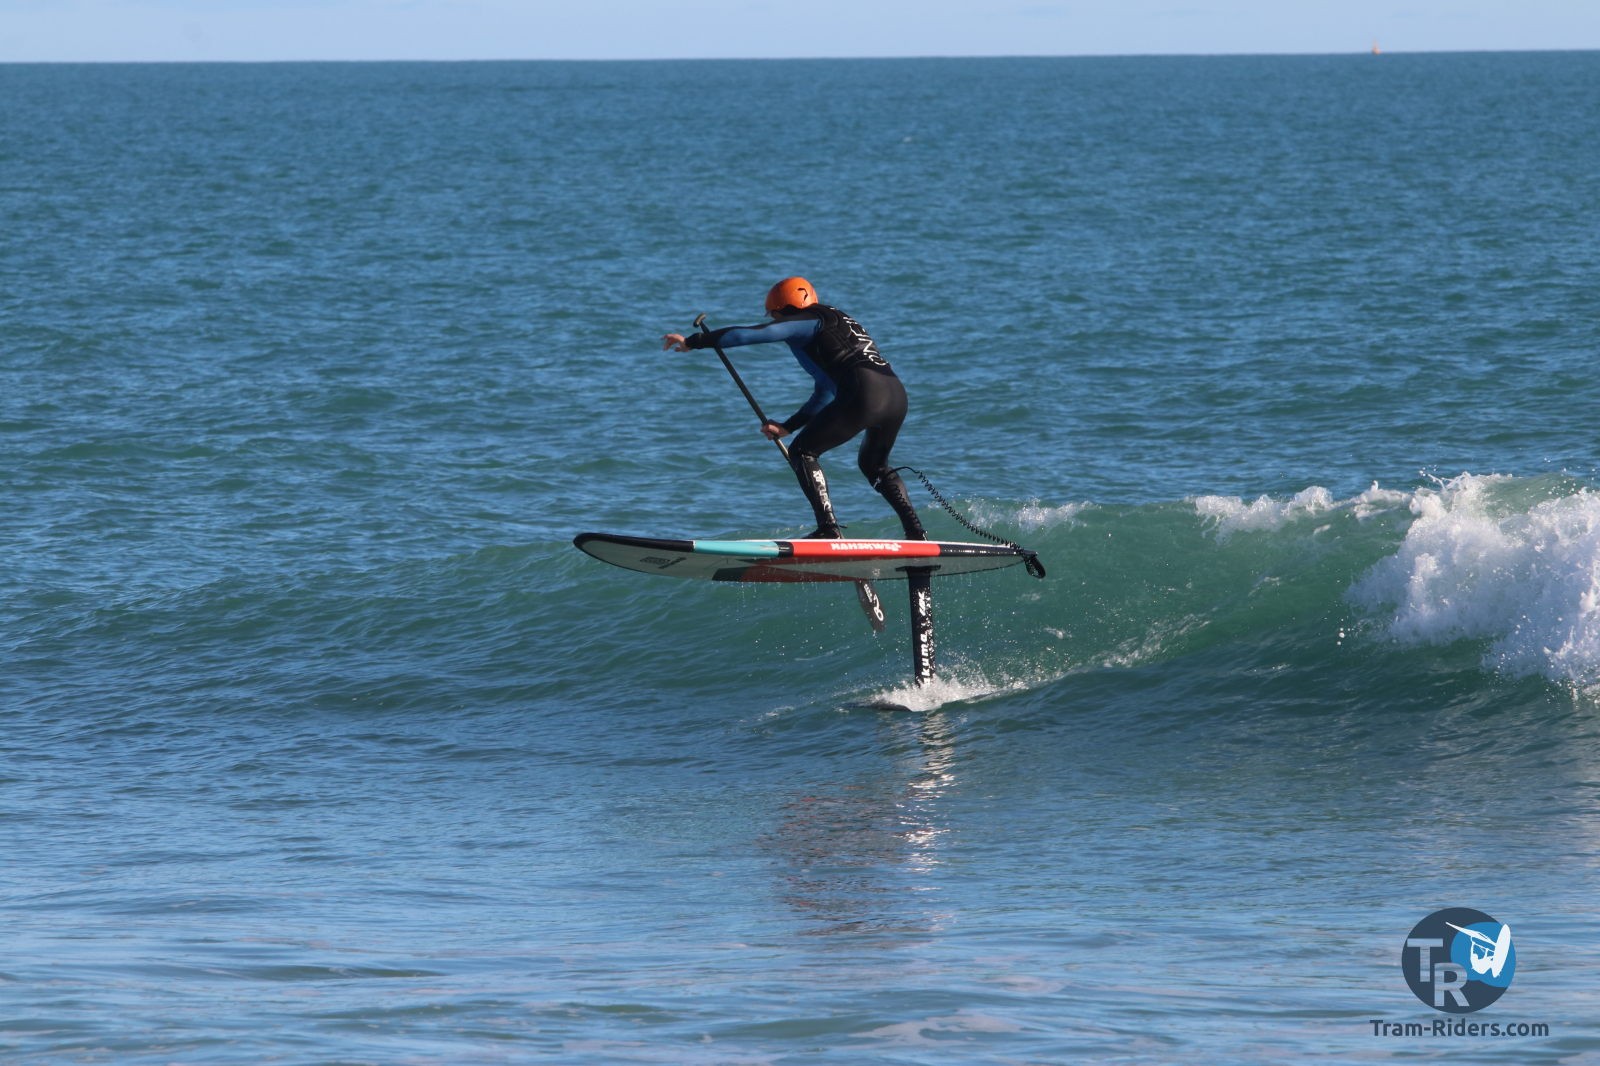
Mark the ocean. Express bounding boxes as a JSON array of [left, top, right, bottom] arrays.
[[4, 52, 1600, 1063]]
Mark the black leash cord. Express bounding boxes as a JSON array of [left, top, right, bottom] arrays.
[[888, 466, 1047, 579]]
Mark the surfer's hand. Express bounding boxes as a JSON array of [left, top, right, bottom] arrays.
[[661, 333, 691, 352], [761, 421, 789, 441]]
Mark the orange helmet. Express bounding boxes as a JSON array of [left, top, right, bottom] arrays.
[[765, 276, 818, 314]]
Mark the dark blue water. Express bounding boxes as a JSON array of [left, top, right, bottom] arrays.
[[5, 54, 1600, 1063]]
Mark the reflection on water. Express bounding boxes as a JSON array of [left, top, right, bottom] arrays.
[[762, 712, 959, 938]]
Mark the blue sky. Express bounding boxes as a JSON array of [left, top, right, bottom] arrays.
[[4, 0, 1599, 63]]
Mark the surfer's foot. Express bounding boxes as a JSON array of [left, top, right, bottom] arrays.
[[895, 511, 927, 540], [804, 524, 842, 539], [873, 471, 925, 541]]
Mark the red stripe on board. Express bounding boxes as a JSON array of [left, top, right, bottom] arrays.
[[728, 564, 858, 584], [784, 540, 942, 560]]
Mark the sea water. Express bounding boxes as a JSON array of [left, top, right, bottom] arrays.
[[4, 54, 1600, 1063]]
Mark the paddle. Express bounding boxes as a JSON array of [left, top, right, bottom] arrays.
[[691, 313, 886, 634], [693, 312, 789, 461]]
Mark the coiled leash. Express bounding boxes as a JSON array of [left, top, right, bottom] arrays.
[[885, 466, 1047, 580]]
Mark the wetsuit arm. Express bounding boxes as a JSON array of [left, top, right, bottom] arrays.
[[684, 317, 821, 350], [680, 319, 832, 433], [782, 350, 835, 432]]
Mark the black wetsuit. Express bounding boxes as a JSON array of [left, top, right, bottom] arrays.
[[687, 305, 924, 538]]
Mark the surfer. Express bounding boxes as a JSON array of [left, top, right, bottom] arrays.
[[662, 277, 925, 541]]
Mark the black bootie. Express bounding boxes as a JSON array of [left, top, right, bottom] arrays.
[[874, 470, 926, 540], [791, 451, 841, 538]]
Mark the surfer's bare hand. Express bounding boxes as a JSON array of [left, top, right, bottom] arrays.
[[761, 421, 788, 441], [661, 333, 691, 352]]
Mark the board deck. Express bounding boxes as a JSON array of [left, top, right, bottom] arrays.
[[573, 532, 1037, 584]]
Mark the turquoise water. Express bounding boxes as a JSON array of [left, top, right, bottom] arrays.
[[5, 54, 1600, 1063]]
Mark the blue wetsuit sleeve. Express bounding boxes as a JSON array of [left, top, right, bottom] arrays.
[[784, 349, 835, 432], [684, 319, 831, 431], [688, 318, 820, 350]]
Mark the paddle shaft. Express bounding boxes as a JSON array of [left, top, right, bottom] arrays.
[[693, 313, 789, 460]]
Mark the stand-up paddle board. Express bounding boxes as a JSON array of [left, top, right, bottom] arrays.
[[573, 533, 1043, 583]]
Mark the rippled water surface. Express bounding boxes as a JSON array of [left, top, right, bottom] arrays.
[[5, 54, 1600, 1063]]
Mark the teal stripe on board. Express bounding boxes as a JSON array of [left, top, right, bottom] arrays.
[[690, 540, 783, 556]]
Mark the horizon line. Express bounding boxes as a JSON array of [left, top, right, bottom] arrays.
[[3, 46, 1597, 66]]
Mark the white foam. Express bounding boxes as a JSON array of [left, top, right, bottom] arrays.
[[963, 499, 1088, 534], [1349, 474, 1600, 688], [1194, 485, 1336, 534], [1013, 500, 1089, 532], [1193, 482, 1410, 536], [1350, 481, 1414, 519], [868, 668, 1037, 713]]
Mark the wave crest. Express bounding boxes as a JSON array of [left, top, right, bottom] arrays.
[[1194, 483, 1410, 536], [1350, 474, 1600, 688]]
